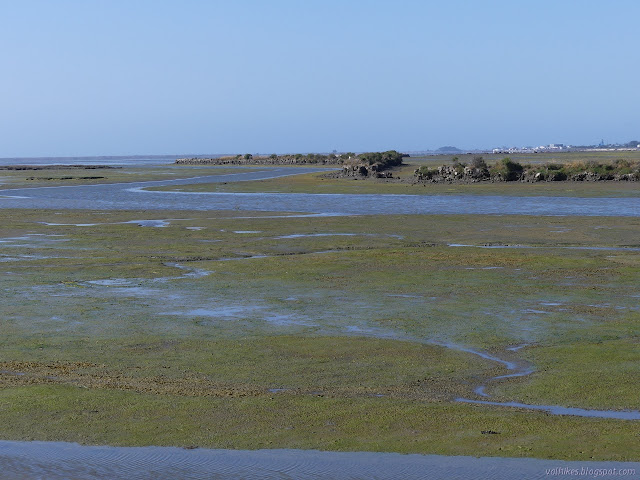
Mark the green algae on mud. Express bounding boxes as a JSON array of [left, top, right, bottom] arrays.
[[1, 385, 639, 461], [1, 208, 639, 459], [494, 339, 640, 409], [0, 336, 489, 402]]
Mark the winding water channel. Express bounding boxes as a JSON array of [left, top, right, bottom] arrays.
[[2, 166, 639, 216], [2, 165, 639, 478]]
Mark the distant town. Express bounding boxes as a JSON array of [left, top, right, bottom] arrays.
[[491, 140, 640, 155], [402, 140, 640, 157]]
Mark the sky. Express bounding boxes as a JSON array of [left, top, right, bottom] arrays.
[[1, 0, 639, 157]]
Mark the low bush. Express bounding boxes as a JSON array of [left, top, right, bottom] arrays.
[[490, 158, 524, 181]]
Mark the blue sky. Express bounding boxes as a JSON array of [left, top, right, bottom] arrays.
[[1, 1, 638, 156]]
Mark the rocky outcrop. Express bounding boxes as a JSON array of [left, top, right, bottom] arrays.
[[177, 151, 406, 178], [341, 163, 395, 178], [414, 165, 489, 183], [175, 155, 343, 166], [520, 170, 638, 182], [415, 158, 640, 183]]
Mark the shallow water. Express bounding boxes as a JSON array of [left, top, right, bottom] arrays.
[[276, 233, 357, 238], [430, 342, 519, 371], [126, 219, 170, 227], [41, 218, 193, 228], [435, 342, 640, 420], [2, 168, 640, 216], [456, 398, 640, 420], [0, 155, 180, 167], [160, 305, 264, 319], [162, 263, 211, 278], [449, 244, 640, 251], [0, 441, 638, 480]]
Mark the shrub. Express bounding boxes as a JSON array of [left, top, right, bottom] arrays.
[[614, 159, 632, 168], [415, 166, 438, 179], [491, 157, 523, 181], [471, 156, 488, 170], [548, 171, 567, 181], [357, 151, 404, 169]]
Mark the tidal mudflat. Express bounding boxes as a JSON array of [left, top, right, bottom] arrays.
[[1, 205, 639, 461], [0, 164, 259, 190]]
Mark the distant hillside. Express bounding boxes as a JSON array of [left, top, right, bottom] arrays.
[[436, 146, 462, 153]]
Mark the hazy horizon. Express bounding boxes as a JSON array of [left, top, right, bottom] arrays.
[[2, 142, 639, 162], [2, 1, 639, 157]]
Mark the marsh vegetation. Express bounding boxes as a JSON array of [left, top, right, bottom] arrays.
[[415, 156, 640, 183], [1, 206, 639, 460], [159, 150, 640, 198]]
